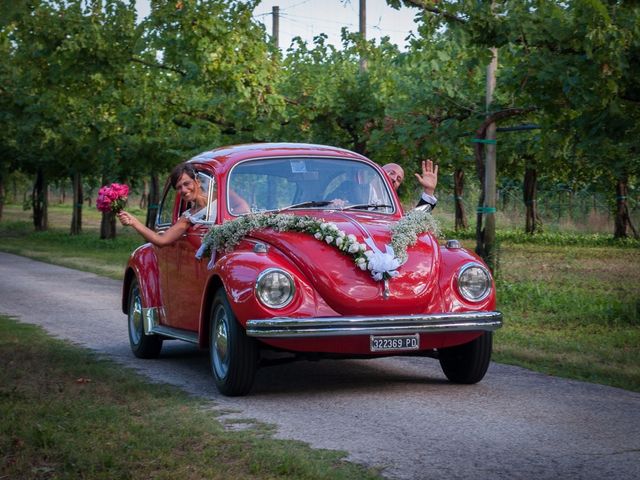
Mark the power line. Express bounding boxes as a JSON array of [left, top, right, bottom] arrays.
[[286, 0, 315, 10], [281, 11, 412, 34], [281, 12, 357, 28]]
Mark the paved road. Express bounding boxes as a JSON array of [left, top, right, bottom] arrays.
[[1, 251, 639, 479]]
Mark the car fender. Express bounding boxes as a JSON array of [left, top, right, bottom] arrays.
[[438, 245, 497, 312], [122, 243, 162, 314], [198, 238, 337, 341]]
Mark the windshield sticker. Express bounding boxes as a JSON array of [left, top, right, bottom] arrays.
[[290, 160, 307, 173]]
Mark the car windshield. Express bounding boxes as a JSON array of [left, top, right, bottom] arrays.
[[227, 157, 395, 215]]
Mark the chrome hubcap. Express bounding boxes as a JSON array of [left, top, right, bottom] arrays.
[[129, 286, 143, 345], [212, 306, 230, 379]]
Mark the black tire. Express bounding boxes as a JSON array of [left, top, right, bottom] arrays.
[[128, 278, 163, 359], [209, 289, 258, 396], [439, 332, 493, 384]]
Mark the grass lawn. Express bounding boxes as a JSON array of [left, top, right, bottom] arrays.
[[494, 243, 640, 391]]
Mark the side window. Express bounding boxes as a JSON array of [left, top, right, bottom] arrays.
[[177, 172, 217, 222], [157, 186, 177, 227]]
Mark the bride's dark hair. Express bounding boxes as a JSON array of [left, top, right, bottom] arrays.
[[169, 162, 198, 188]]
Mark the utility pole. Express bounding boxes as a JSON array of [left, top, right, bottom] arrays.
[[272, 6, 279, 49], [359, 0, 367, 71]]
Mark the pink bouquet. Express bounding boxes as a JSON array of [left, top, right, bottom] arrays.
[[96, 183, 129, 213]]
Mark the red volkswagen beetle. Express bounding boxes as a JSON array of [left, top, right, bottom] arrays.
[[122, 143, 502, 396]]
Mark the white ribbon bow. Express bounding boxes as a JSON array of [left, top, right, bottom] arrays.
[[363, 238, 401, 281], [195, 243, 217, 270]]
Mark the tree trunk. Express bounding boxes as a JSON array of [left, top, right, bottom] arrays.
[[614, 176, 639, 239], [568, 189, 574, 222], [145, 173, 160, 229], [32, 168, 48, 231], [523, 164, 542, 234], [139, 178, 148, 209], [13, 176, 18, 202], [100, 212, 116, 239], [70, 172, 83, 235], [453, 168, 468, 231], [99, 175, 116, 239], [59, 178, 66, 204]]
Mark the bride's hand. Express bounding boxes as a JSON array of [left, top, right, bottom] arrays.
[[117, 211, 132, 226]]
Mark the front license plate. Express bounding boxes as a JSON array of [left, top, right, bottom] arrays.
[[370, 334, 420, 352]]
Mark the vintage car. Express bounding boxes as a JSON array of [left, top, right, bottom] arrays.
[[122, 143, 502, 396]]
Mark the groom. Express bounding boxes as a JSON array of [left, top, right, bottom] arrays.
[[383, 159, 438, 211]]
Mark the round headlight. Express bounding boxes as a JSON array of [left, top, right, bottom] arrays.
[[255, 268, 295, 309], [457, 263, 492, 302]]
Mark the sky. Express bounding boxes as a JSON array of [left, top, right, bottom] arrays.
[[253, 0, 419, 50], [135, 1, 420, 51]]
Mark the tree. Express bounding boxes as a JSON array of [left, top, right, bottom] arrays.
[[277, 32, 396, 156], [390, 0, 640, 240], [120, 0, 289, 230], [499, 0, 640, 238], [1, 0, 289, 236], [1, 0, 139, 233], [141, 0, 286, 144]]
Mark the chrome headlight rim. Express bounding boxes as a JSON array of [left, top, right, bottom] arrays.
[[456, 262, 492, 302], [255, 268, 295, 309]]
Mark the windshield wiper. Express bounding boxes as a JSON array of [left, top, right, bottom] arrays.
[[343, 203, 393, 211], [277, 201, 333, 212]]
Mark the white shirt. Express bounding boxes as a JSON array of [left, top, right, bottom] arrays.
[[421, 192, 438, 206], [182, 205, 210, 223]]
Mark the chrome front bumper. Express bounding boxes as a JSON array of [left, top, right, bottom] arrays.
[[246, 311, 503, 338]]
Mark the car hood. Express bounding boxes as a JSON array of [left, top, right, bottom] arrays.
[[250, 211, 442, 315]]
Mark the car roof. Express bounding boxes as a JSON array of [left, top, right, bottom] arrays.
[[187, 143, 372, 173]]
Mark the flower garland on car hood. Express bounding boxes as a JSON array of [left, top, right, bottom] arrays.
[[195, 209, 440, 281]]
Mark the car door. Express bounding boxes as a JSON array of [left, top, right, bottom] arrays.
[[154, 183, 180, 326], [166, 171, 217, 331]]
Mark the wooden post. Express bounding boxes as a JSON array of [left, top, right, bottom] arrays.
[[483, 46, 498, 271], [359, 0, 367, 71]]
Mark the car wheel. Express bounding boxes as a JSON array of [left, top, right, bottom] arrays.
[[209, 289, 258, 396], [439, 332, 492, 384], [128, 278, 162, 359]]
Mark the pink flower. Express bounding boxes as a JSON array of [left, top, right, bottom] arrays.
[[96, 183, 129, 213], [111, 183, 129, 197]]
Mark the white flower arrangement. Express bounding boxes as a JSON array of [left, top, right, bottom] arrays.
[[390, 209, 442, 263], [196, 210, 439, 282]]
